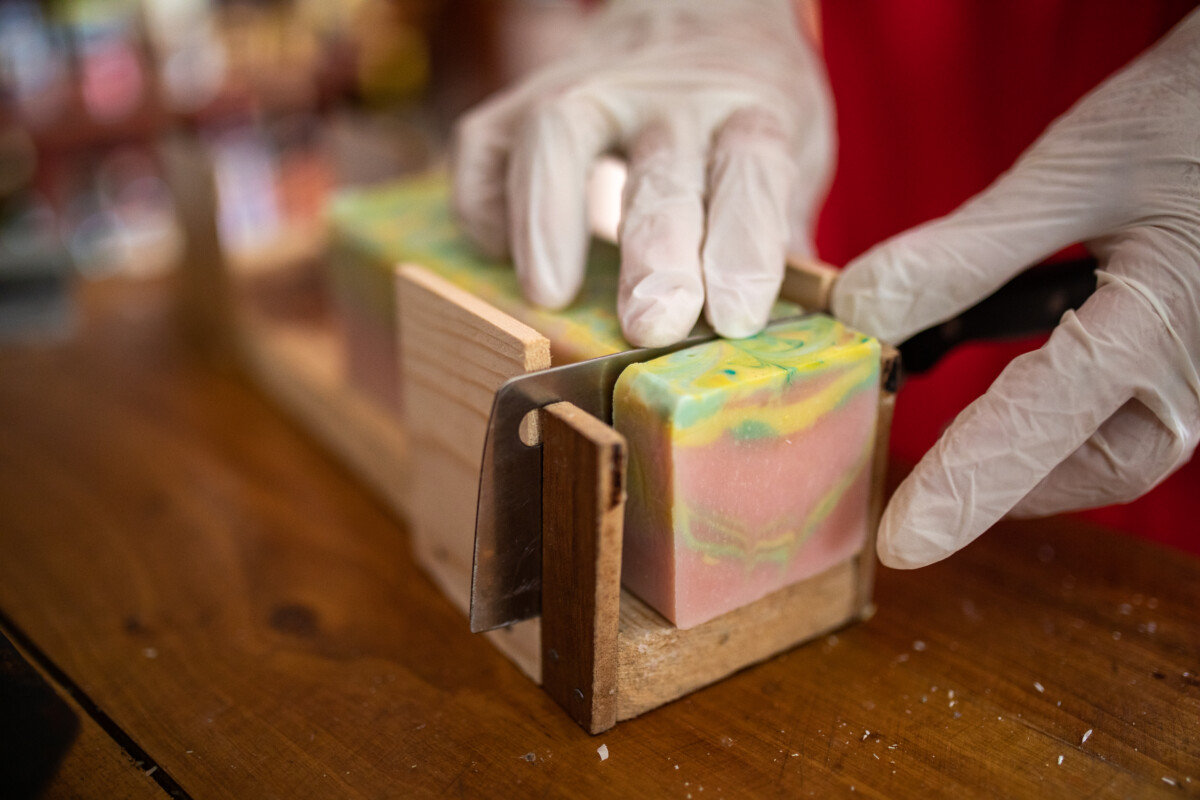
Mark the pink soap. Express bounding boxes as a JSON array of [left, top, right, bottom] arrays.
[[613, 316, 880, 629]]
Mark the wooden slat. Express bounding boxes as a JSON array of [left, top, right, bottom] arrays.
[[616, 558, 859, 721], [780, 256, 840, 312], [856, 343, 900, 612], [540, 402, 626, 735], [236, 316, 411, 521], [396, 264, 551, 681]]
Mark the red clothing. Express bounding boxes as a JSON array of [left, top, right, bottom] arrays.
[[816, 0, 1200, 554]]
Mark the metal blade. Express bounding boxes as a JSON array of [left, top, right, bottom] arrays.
[[469, 330, 719, 633]]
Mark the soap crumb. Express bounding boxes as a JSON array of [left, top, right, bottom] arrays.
[[1057, 755, 1063, 766], [597, 744, 609, 762], [523, 752, 536, 763], [1163, 777, 1177, 787], [1034, 682, 1044, 693], [1082, 729, 1093, 744], [913, 640, 927, 652]]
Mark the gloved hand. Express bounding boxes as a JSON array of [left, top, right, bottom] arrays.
[[832, 10, 1200, 569], [452, 0, 833, 346]]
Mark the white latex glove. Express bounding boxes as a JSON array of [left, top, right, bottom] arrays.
[[832, 10, 1200, 569], [452, 0, 833, 346]]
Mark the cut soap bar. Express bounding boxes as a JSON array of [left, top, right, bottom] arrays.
[[614, 315, 881, 630]]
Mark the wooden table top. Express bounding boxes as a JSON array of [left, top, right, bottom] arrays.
[[1, 277, 1197, 799]]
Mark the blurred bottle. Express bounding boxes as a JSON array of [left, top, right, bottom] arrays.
[[64, 0, 149, 124], [142, 0, 227, 113], [66, 147, 182, 278], [353, 0, 432, 108], [0, 2, 72, 128]]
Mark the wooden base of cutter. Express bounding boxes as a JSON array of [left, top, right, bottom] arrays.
[[229, 258, 895, 734]]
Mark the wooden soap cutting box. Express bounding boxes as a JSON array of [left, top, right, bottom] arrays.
[[232, 227, 897, 735]]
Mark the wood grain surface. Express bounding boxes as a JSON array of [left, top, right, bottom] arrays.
[[540, 402, 626, 735], [1, 629, 165, 799], [0, 276, 1197, 799]]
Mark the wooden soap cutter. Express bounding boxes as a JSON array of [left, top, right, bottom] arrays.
[[471, 155, 1097, 637]]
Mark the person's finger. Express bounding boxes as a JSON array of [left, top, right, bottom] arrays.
[[507, 91, 616, 310], [1008, 239, 1200, 516], [701, 107, 797, 338], [831, 130, 1127, 344], [1009, 398, 1186, 517], [876, 281, 1147, 569], [617, 120, 708, 346], [450, 92, 527, 259]]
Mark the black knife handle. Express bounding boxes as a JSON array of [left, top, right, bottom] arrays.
[[897, 257, 1099, 375]]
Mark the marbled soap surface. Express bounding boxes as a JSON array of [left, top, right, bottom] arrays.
[[615, 316, 881, 629], [331, 173, 629, 362], [329, 172, 802, 364]]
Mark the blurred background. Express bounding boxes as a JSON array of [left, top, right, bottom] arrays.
[[0, 0, 592, 341], [5, 0, 1196, 552]]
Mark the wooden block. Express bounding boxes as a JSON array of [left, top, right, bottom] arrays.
[[235, 315, 411, 521], [781, 256, 840, 312], [615, 558, 858, 721], [396, 264, 551, 682], [856, 344, 900, 612], [540, 402, 626, 735], [397, 265, 551, 463]]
